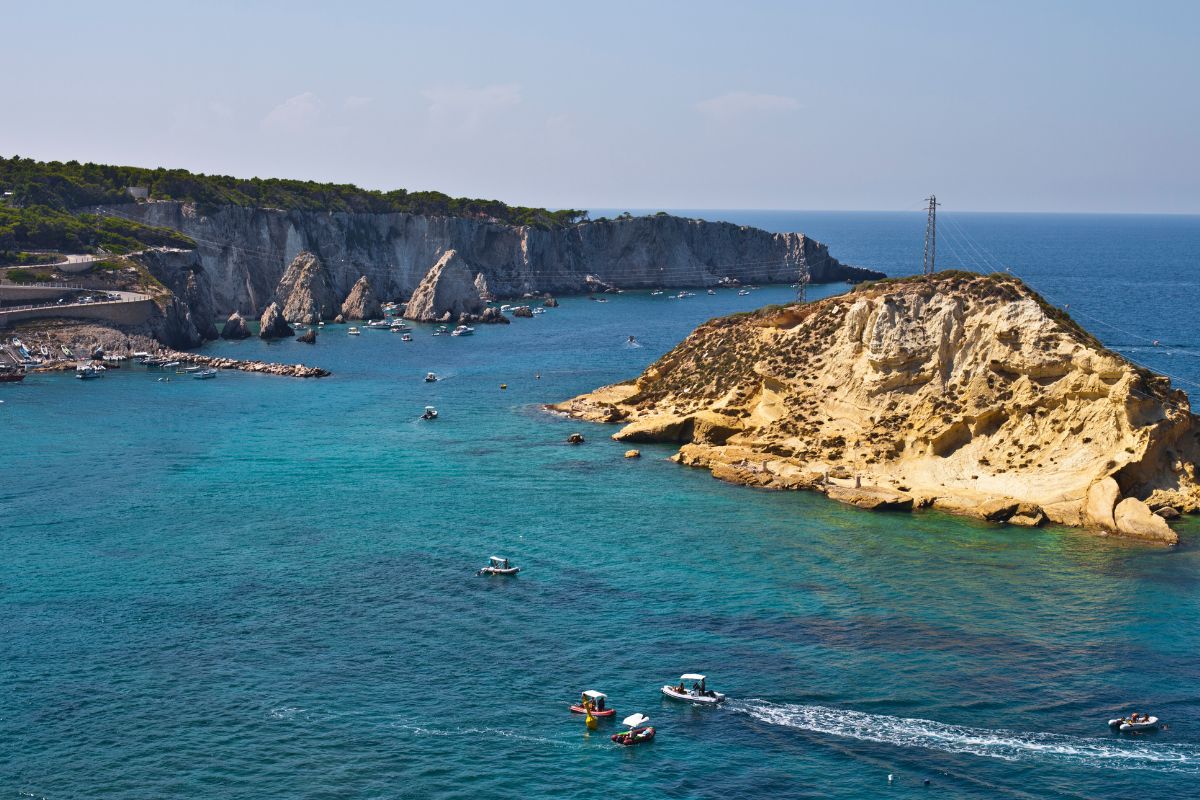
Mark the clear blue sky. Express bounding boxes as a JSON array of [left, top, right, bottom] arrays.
[[3, 0, 1197, 213]]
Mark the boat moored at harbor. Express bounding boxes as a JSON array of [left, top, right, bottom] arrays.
[[75, 364, 106, 380]]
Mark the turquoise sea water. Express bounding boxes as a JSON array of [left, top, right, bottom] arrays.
[[3, 212, 1200, 799]]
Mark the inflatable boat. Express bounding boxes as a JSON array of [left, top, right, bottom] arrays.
[[611, 714, 655, 746], [477, 556, 520, 576], [661, 673, 725, 704], [570, 690, 615, 717], [1109, 715, 1159, 732]]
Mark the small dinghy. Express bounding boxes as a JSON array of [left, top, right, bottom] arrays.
[[1109, 714, 1159, 732], [477, 555, 519, 576], [425, 372, 439, 382], [661, 674, 725, 704], [421, 406, 438, 420], [611, 713, 655, 746], [570, 690, 616, 717]]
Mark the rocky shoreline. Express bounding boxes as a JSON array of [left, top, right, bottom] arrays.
[[554, 272, 1199, 545]]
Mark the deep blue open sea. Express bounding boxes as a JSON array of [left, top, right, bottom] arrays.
[[3, 211, 1200, 799]]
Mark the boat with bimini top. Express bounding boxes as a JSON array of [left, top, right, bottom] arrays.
[[661, 674, 725, 704], [477, 556, 519, 576], [570, 690, 615, 717]]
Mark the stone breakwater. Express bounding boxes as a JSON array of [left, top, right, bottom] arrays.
[[160, 350, 330, 378], [555, 272, 1200, 545]]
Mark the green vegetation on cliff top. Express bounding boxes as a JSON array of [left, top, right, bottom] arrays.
[[0, 156, 588, 228], [0, 204, 196, 265]]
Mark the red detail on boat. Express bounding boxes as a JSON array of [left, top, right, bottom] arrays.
[[569, 705, 616, 717], [611, 727, 655, 746]]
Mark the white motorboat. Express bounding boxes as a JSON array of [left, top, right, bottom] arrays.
[[348, 326, 361, 335], [424, 372, 439, 383], [477, 555, 520, 576], [661, 674, 725, 704], [390, 319, 410, 331], [365, 319, 391, 330], [450, 325, 475, 337], [401, 333, 413, 342], [192, 368, 218, 380], [737, 289, 751, 296], [75, 364, 106, 380], [421, 405, 438, 420], [650, 290, 664, 296], [1109, 715, 1159, 732], [707, 289, 717, 295]]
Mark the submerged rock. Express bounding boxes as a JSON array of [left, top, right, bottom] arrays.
[[553, 272, 1200, 544], [221, 311, 250, 340], [258, 302, 294, 339]]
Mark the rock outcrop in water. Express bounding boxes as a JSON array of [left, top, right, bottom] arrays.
[[403, 249, 484, 322], [339, 275, 382, 321], [276, 251, 336, 324], [221, 311, 250, 339], [554, 272, 1200, 544], [112, 202, 881, 333], [258, 302, 293, 339]]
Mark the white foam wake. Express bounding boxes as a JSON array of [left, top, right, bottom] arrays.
[[732, 699, 1200, 773]]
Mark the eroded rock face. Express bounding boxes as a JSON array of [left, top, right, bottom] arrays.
[[221, 311, 250, 340], [276, 251, 336, 324], [340, 275, 382, 321], [511, 305, 534, 318], [403, 250, 485, 322], [1114, 498, 1177, 544], [114, 202, 882, 314], [259, 302, 294, 339], [554, 273, 1200, 544]]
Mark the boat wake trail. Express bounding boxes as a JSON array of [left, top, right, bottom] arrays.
[[392, 722, 584, 749], [730, 699, 1200, 773]]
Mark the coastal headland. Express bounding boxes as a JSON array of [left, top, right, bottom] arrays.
[[1, 158, 882, 354], [554, 272, 1200, 544]]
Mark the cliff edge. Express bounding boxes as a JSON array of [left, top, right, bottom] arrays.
[[554, 272, 1200, 544]]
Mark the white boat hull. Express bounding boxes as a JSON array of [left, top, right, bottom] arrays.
[[1109, 716, 1159, 731], [661, 686, 725, 704]]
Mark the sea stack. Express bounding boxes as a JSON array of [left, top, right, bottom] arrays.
[[554, 272, 1200, 544], [403, 249, 486, 322], [276, 251, 336, 324], [340, 275, 382, 321], [221, 311, 251, 340], [258, 302, 294, 339]]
